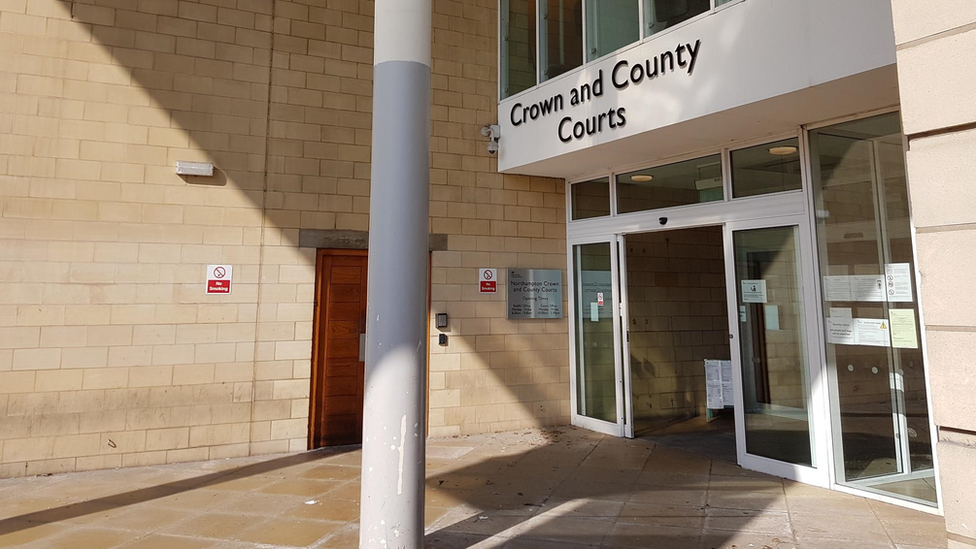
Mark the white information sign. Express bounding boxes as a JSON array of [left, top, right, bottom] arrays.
[[885, 263, 914, 303], [764, 305, 780, 331], [720, 360, 734, 407], [830, 307, 852, 320], [705, 359, 734, 409], [823, 275, 853, 302], [855, 318, 891, 347], [581, 271, 613, 319], [827, 317, 856, 345], [705, 360, 723, 409], [741, 280, 767, 303], [889, 309, 919, 349], [853, 275, 885, 302]]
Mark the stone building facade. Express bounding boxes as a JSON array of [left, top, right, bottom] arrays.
[[890, 3, 976, 547], [0, 0, 568, 477]]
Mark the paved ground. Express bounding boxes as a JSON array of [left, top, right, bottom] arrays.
[[0, 427, 947, 548]]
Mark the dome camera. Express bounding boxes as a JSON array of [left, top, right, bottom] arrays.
[[481, 124, 500, 155]]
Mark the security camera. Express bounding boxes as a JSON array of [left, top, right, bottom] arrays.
[[481, 124, 500, 155]]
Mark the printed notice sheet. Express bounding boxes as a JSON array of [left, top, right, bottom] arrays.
[[720, 360, 734, 407], [764, 305, 780, 331], [855, 318, 890, 347], [885, 263, 914, 303], [853, 275, 886, 302], [889, 309, 919, 349], [823, 276, 853, 302], [705, 360, 724, 409], [827, 317, 856, 345], [741, 280, 767, 303], [830, 307, 853, 320]]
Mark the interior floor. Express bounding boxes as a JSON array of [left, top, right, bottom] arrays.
[[626, 226, 737, 466], [868, 476, 938, 503], [636, 413, 737, 464]]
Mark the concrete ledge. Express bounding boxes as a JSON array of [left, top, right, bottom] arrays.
[[298, 229, 448, 251]]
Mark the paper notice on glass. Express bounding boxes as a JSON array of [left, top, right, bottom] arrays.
[[741, 280, 767, 303], [885, 263, 914, 303], [764, 305, 780, 331], [720, 360, 734, 407], [830, 307, 852, 320], [590, 302, 599, 322], [827, 317, 856, 345], [739, 305, 746, 322], [855, 318, 890, 347], [889, 309, 919, 349], [823, 276, 853, 302], [853, 275, 886, 302], [705, 360, 724, 409]]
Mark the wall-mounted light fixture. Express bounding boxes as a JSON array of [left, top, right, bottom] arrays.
[[175, 161, 215, 177]]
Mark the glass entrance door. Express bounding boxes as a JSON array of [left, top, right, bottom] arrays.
[[726, 217, 829, 486], [570, 239, 627, 435]]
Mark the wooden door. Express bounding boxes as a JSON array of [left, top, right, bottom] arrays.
[[309, 250, 368, 448]]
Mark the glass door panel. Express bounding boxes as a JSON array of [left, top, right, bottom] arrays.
[[731, 225, 817, 469], [810, 112, 937, 506], [572, 241, 624, 434]]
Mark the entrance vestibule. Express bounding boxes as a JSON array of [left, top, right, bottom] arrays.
[[567, 111, 940, 513], [624, 227, 737, 463]]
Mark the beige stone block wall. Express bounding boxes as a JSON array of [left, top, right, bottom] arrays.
[[891, 2, 976, 544], [626, 227, 729, 426], [0, 0, 569, 475]]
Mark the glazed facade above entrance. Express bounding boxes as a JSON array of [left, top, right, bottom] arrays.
[[496, 0, 899, 177]]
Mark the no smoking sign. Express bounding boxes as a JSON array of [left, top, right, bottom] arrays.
[[206, 264, 233, 295], [479, 268, 497, 294]]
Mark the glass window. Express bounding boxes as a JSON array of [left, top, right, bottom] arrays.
[[501, 0, 537, 99], [643, 0, 709, 38], [714, 0, 735, 6], [571, 177, 611, 220], [586, 0, 640, 62], [541, 0, 583, 81], [574, 242, 617, 423], [617, 154, 723, 214], [810, 112, 937, 506], [733, 226, 814, 466], [731, 138, 803, 198]]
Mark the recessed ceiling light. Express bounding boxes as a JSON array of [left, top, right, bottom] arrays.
[[769, 146, 798, 155], [630, 174, 654, 182]]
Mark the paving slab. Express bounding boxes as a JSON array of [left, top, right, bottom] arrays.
[[0, 427, 947, 549]]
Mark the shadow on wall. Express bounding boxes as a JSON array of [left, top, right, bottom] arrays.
[[8, 0, 563, 459]]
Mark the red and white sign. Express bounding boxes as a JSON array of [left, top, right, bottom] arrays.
[[206, 264, 233, 295], [479, 268, 497, 294], [597, 292, 604, 306]]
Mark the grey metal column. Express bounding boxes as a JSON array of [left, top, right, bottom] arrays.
[[359, 0, 431, 548]]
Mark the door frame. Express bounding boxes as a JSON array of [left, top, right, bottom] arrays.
[[567, 235, 628, 437], [723, 213, 832, 488]]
